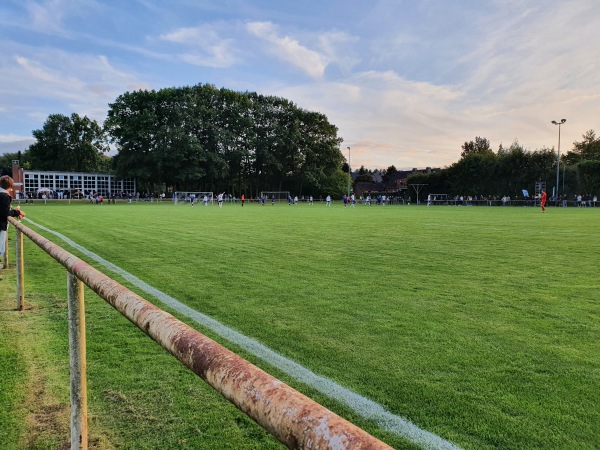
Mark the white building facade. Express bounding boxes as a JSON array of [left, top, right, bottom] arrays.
[[22, 170, 136, 198]]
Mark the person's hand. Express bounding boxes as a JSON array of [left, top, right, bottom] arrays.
[[15, 207, 25, 220]]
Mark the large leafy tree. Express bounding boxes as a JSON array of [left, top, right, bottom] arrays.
[[564, 129, 600, 165], [105, 83, 345, 196], [0, 151, 29, 175], [28, 113, 108, 172], [461, 136, 492, 158], [408, 137, 572, 198], [382, 165, 398, 184], [576, 160, 600, 195]]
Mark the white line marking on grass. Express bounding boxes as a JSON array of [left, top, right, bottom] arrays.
[[27, 218, 463, 450]]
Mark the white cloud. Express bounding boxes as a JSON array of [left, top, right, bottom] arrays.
[[318, 31, 360, 74], [246, 21, 329, 79], [0, 134, 33, 142], [267, 69, 468, 169], [159, 25, 239, 68], [10, 52, 139, 103], [0, 46, 146, 133], [25, 0, 69, 35], [0, 138, 35, 155]]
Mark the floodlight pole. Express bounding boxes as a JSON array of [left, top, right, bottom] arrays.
[[551, 119, 566, 201], [347, 147, 351, 197]]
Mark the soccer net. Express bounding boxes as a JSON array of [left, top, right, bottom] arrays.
[[174, 192, 214, 205], [260, 191, 290, 202]]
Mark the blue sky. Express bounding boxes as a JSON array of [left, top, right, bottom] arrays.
[[1, 0, 598, 169]]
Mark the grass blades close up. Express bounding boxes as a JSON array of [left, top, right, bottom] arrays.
[[1, 200, 599, 449]]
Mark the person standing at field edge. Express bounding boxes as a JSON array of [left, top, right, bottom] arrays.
[[218, 192, 224, 208], [241, 194, 245, 207], [0, 176, 26, 268], [540, 189, 547, 213]]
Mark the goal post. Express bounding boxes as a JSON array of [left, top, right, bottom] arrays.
[[174, 192, 214, 205], [260, 191, 291, 203]]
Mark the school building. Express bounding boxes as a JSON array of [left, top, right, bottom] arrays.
[[11, 161, 136, 198]]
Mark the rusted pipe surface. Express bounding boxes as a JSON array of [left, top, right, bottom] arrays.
[[9, 218, 392, 450]]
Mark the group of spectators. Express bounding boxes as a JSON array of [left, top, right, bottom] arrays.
[[426, 194, 598, 207], [18, 190, 137, 203], [574, 194, 597, 207]]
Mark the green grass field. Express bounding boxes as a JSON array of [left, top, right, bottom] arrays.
[[1, 200, 599, 449]]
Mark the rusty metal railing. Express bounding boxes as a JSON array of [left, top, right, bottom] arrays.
[[8, 217, 393, 450]]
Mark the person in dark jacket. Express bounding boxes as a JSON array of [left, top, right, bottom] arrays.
[[1, 175, 26, 267]]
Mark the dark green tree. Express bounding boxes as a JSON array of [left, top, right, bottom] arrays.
[[564, 130, 600, 165], [105, 83, 344, 197], [576, 160, 600, 195], [0, 151, 29, 175], [447, 151, 497, 196], [355, 172, 375, 183], [382, 165, 398, 184], [461, 136, 492, 158], [28, 113, 108, 172]]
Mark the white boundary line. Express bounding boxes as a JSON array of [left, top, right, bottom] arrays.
[[26, 218, 463, 450]]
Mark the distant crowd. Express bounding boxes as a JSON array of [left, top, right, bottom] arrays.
[[16, 189, 599, 208]]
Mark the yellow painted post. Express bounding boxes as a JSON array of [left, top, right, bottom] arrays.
[[16, 228, 24, 310], [67, 273, 88, 450]]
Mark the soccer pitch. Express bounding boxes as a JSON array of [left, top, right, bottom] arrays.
[[2, 201, 599, 449]]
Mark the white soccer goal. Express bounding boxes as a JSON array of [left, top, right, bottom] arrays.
[[174, 192, 214, 205], [260, 191, 291, 203]]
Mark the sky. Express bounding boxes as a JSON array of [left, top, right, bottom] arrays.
[[1, 0, 599, 170]]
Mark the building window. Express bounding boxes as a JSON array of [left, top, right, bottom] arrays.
[[97, 176, 110, 196], [56, 175, 68, 190], [83, 176, 96, 193]]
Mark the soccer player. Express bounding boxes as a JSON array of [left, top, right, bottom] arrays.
[[540, 189, 547, 212]]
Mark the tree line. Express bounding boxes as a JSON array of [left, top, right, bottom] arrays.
[[4, 84, 347, 197], [104, 84, 346, 196], [406, 135, 600, 200], [1, 81, 599, 199]]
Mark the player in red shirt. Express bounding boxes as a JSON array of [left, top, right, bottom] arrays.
[[540, 189, 547, 212]]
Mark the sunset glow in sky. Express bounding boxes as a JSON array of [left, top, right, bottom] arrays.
[[1, 0, 599, 169]]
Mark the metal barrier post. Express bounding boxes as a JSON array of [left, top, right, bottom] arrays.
[[16, 228, 24, 310], [67, 272, 88, 450]]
